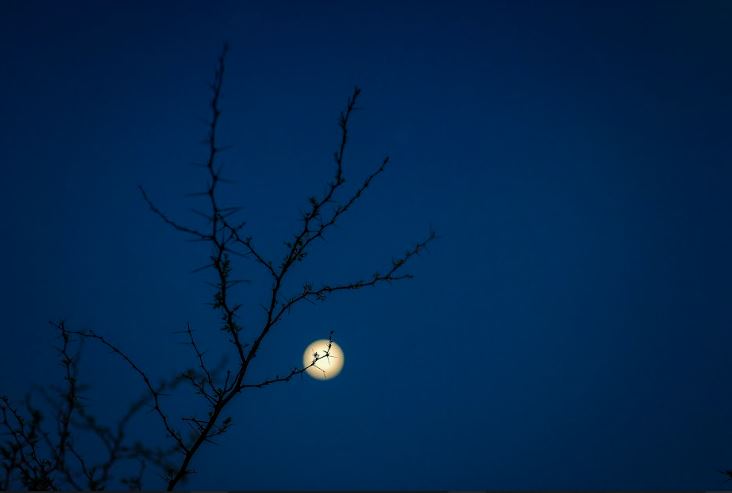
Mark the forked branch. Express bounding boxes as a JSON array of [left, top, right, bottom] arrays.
[[1, 43, 434, 491]]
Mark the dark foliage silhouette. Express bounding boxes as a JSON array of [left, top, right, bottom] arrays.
[[0, 44, 434, 490]]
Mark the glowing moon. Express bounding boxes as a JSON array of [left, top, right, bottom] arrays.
[[303, 339, 344, 380]]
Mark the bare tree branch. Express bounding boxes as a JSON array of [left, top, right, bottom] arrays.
[[67, 329, 189, 455], [139, 186, 210, 241], [272, 230, 436, 328], [240, 332, 336, 390], [1, 42, 434, 491]]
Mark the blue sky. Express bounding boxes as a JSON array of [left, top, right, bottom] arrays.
[[2, 0, 732, 489]]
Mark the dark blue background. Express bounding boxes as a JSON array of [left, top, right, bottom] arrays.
[[2, 0, 732, 489]]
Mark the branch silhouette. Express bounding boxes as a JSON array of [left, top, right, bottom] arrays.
[[1, 322, 183, 490], [0, 43, 434, 490]]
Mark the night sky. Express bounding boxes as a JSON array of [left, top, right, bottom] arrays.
[[2, 1, 732, 490]]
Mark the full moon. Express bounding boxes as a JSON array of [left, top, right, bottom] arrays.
[[303, 339, 344, 380]]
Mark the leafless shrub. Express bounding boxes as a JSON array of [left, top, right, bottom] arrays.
[[0, 43, 434, 491]]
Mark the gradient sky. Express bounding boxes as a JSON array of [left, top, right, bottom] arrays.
[[2, 1, 732, 490]]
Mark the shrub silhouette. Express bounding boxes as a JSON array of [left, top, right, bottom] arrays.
[[0, 44, 434, 491]]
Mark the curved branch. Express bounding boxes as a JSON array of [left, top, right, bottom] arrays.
[[272, 230, 436, 328], [68, 330, 188, 455], [240, 332, 335, 390], [139, 186, 210, 241]]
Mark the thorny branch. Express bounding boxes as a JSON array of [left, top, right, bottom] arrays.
[[1, 43, 434, 490], [66, 329, 189, 456], [1, 322, 182, 490]]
